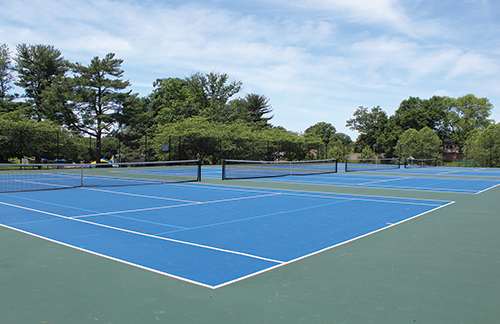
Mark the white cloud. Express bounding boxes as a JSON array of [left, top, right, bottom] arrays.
[[1, 0, 499, 134]]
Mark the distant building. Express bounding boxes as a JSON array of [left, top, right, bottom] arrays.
[[443, 140, 462, 162]]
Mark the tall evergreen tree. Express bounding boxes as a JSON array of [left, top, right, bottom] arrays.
[[0, 44, 15, 101], [242, 93, 273, 125], [14, 44, 68, 120], [69, 53, 132, 161]]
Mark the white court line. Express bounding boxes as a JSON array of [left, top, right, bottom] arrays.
[[13, 179, 75, 188], [186, 182, 454, 204], [71, 203, 201, 218], [281, 192, 447, 207], [357, 176, 411, 186], [0, 222, 216, 289], [0, 188, 456, 289], [475, 182, 500, 195], [436, 171, 460, 175], [83, 187, 201, 204], [74, 192, 282, 218], [0, 200, 284, 266], [212, 201, 456, 289], [362, 183, 478, 194]]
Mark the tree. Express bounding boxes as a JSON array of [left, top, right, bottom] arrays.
[[468, 123, 500, 167], [329, 132, 353, 146], [395, 127, 442, 162], [69, 53, 132, 161], [346, 106, 388, 150], [185, 71, 242, 122], [387, 96, 449, 141], [0, 43, 18, 113], [148, 77, 199, 125], [0, 109, 63, 162], [241, 93, 273, 125], [447, 94, 494, 147], [359, 145, 375, 160], [14, 44, 69, 121], [304, 122, 336, 145]]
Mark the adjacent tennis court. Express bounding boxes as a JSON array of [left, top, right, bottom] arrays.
[[379, 166, 500, 178], [212, 162, 500, 194], [230, 173, 500, 194]]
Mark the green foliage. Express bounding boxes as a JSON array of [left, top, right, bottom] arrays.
[[329, 132, 353, 146], [387, 96, 449, 141], [185, 71, 242, 122], [0, 43, 16, 105], [346, 106, 388, 150], [69, 53, 133, 160], [14, 44, 69, 121], [348, 95, 493, 159], [447, 94, 494, 147], [5, 41, 495, 166], [468, 123, 500, 167], [396, 127, 442, 161], [148, 117, 322, 163], [327, 146, 346, 162], [0, 110, 61, 162], [148, 78, 199, 125], [360, 146, 375, 160], [304, 122, 336, 145], [227, 93, 274, 127]]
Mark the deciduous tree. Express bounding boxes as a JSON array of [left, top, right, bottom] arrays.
[[346, 106, 388, 149], [468, 123, 500, 167], [396, 127, 442, 162]]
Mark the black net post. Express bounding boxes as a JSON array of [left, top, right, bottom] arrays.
[[221, 159, 226, 180]]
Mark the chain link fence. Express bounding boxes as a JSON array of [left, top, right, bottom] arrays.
[[1, 129, 499, 167]]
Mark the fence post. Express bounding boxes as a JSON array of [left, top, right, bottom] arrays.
[[168, 135, 171, 161], [56, 131, 60, 161], [89, 135, 92, 161], [490, 145, 493, 167], [178, 136, 182, 160], [19, 129, 23, 161], [465, 142, 469, 167], [145, 133, 148, 161], [118, 133, 121, 162]]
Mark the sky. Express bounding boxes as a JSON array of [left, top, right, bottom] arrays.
[[2, 0, 500, 139]]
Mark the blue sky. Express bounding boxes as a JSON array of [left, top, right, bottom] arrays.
[[2, 0, 499, 139]]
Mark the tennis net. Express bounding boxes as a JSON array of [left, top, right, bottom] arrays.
[[0, 160, 201, 193], [404, 158, 437, 168], [345, 158, 401, 172], [222, 159, 338, 180]]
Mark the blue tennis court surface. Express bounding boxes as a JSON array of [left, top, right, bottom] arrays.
[[203, 166, 500, 194], [357, 166, 500, 178], [246, 173, 500, 194], [0, 183, 452, 288]]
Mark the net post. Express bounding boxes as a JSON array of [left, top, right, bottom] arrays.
[[397, 158, 401, 168], [221, 159, 226, 180], [81, 164, 84, 187], [335, 159, 338, 173], [197, 159, 202, 182], [345, 159, 348, 172]]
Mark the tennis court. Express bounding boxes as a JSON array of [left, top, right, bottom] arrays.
[[2, 161, 499, 323], [379, 166, 500, 178], [211, 162, 500, 194], [0, 182, 452, 288], [231, 173, 500, 194]]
